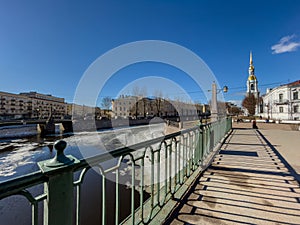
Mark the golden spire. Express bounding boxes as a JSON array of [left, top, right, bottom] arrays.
[[248, 51, 255, 73], [249, 51, 253, 65], [248, 51, 256, 80]]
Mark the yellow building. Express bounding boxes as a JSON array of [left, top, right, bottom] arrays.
[[0, 91, 67, 120]]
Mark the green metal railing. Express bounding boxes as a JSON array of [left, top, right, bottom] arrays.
[[0, 117, 232, 225]]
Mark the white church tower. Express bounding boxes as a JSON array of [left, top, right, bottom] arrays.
[[246, 52, 259, 97], [246, 51, 260, 114]]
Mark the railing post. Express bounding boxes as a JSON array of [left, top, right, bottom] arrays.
[[198, 125, 203, 165], [38, 140, 79, 225]]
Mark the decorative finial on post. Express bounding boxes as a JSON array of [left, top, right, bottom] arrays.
[[37, 139, 79, 225], [45, 140, 75, 167]]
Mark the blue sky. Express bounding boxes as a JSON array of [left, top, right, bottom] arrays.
[[0, 0, 300, 106]]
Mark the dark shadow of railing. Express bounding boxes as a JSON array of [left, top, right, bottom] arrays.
[[256, 129, 300, 183], [163, 128, 300, 225]]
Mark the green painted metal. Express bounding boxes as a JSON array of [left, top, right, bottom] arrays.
[[76, 185, 81, 225], [0, 117, 232, 225], [38, 140, 80, 225], [43, 172, 74, 225], [115, 166, 120, 225], [44, 140, 75, 167]]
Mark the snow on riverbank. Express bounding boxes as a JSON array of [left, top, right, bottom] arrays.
[[0, 124, 38, 139], [0, 123, 168, 181]]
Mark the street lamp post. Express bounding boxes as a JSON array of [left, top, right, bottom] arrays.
[[266, 103, 270, 120], [210, 82, 228, 122]]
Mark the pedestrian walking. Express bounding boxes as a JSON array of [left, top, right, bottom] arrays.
[[252, 120, 258, 129]]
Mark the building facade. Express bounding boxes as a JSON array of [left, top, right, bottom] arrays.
[[111, 95, 205, 119], [112, 95, 138, 118], [69, 103, 102, 119], [259, 80, 300, 120], [0, 91, 31, 120], [0, 91, 67, 120]]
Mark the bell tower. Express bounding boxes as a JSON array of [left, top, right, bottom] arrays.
[[246, 51, 260, 114], [246, 51, 259, 99]]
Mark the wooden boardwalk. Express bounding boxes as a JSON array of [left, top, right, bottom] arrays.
[[165, 128, 300, 225]]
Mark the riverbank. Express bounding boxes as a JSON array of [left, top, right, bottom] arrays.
[[0, 124, 38, 139]]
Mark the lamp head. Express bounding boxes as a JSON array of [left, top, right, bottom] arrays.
[[223, 86, 228, 93]]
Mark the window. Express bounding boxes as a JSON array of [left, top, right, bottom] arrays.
[[250, 84, 254, 91], [293, 92, 298, 100], [294, 105, 299, 113], [279, 94, 283, 102], [279, 107, 283, 113]]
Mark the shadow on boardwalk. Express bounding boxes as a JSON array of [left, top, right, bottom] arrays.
[[164, 128, 300, 225]]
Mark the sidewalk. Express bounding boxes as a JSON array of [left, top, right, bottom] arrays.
[[233, 122, 300, 177], [165, 128, 300, 225]]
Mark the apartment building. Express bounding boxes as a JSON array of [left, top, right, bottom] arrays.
[[0, 91, 67, 120], [0, 91, 31, 119]]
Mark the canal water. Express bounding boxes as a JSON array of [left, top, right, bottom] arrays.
[[0, 123, 165, 225]]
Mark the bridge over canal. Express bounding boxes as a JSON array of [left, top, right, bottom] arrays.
[[0, 118, 299, 225]]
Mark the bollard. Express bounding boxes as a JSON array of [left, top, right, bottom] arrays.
[[38, 140, 79, 225]]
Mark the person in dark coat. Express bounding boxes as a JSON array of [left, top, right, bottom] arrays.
[[252, 120, 258, 129]]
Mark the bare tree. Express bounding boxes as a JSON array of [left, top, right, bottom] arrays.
[[226, 103, 242, 116], [101, 96, 112, 109], [141, 88, 148, 117], [132, 86, 140, 117], [231, 106, 243, 115], [153, 90, 163, 116], [131, 86, 147, 118], [132, 86, 142, 97], [242, 94, 257, 116]]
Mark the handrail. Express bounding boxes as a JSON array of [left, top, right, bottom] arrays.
[[74, 125, 197, 171], [0, 124, 199, 197], [0, 171, 45, 199]]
